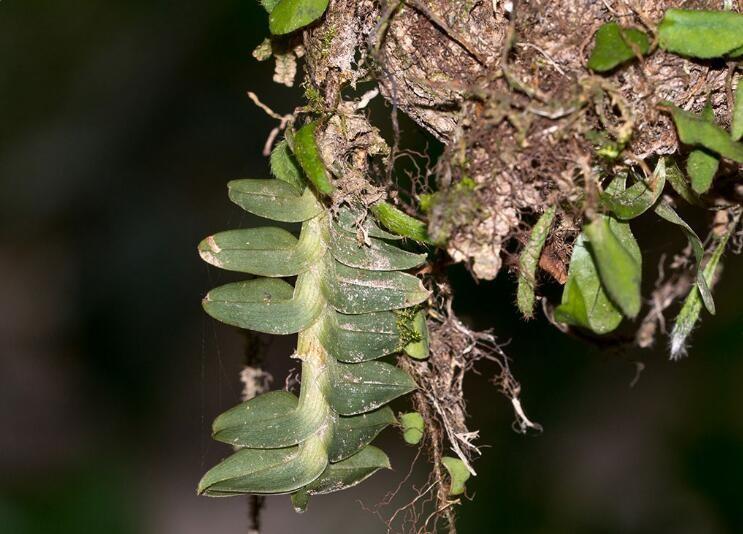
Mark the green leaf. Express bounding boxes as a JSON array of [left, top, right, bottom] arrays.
[[212, 390, 329, 449], [442, 457, 471, 496], [400, 412, 424, 445], [371, 202, 432, 243], [270, 140, 306, 193], [322, 311, 402, 363], [664, 104, 743, 162], [517, 206, 556, 319], [666, 160, 702, 206], [290, 490, 310, 513], [653, 201, 714, 314], [669, 211, 739, 359], [329, 360, 416, 416], [260, 0, 282, 13], [293, 121, 335, 195], [686, 149, 719, 194], [658, 9, 743, 59], [600, 159, 667, 220], [198, 224, 324, 277], [323, 259, 430, 315], [403, 310, 429, 359], [304, 446, 391, 495], [203, 275, 324, 335], [228, 179, 323, 223], [587, 22, 649, 72], [328, 407, 396, 462], [269, 0, 329, 35], [554, 233, 623, 334], [328, 224, 427, 271], [583, 216, 642, 319], [197, 437, 328, 496], [336, 208, 403, 240], [732, 78, 743, 142]]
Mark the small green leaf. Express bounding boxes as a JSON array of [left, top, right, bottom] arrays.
[[290, 490, 309, 513], [587, 22, 649, 72], [583, 216, 642, 319], [517, 206, 556, 319], [269, 0, 329, 35], [686, 149, 719, 194], [329, 407, 397, 462], [371, 202, 432, 243], [400, 412, 425, 445], [322, 311, 402, 363], [653, 201, 714, 314], [203, 274, 324, 335], [600, 159, 666, 220], [260, 0, 282, 13], [328, 224, 427, 271], [670, 211, 739, 359], [666, 160, 702, 206], [403, 310, 429, 359], [664, 104, 743, 162], [293, 121, 335, 195], [228, 179, 323, 223], [329, 360, 416, 416], [658, 9, 743, 59], [554, 231, 623, 334], [270, 140, 306, 193], [732, 78, 743, 142], [197, 437, 328, 496], [304, 446, 391, 495], [442, 457, 471, 496]]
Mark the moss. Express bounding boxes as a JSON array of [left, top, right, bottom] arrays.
[[422, 177, 480, 245]]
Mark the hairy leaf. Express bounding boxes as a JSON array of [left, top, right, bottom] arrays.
[[517, 206, 556, 319], [269, 0, 329, 35], [228, 179, 323, 222], [293, 121, 335, 195], [658, 9, 743, 59], [371, 202, 432, 243], [664, 104, 743, 162], [400, 412, 425, 445], [587, 22, 649, 72]]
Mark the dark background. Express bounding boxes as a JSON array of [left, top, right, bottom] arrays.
[[1, 2, 742, 533]]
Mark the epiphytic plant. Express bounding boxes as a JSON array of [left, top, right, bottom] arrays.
[[197, 127, 431, 510]]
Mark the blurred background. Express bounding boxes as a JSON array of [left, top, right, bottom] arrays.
[[1, 2, 742, 533]]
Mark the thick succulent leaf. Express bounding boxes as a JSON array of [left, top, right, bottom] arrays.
[[228, 179, 323, 223], [601, 160, 666, 220], [203, 275, 324, 334], [658, 9, 743, 59], [323, 260, 430, 315], [305, 446, 391, 495], [293, 121, 335, 195], [653, 201, 714, 314], [517, 206, 556, 319], [664, 105, 743, 162], [554, 233, 623, 334], [328, 225, 427, 271], [371, 202, 431, 243], [197, 438, 328, 496], [733, 80, 743, 142], [269, 0, 329, 35], [212, 390, 328, 449], [400, 412, 425, 445], [322, 311, 402, 363], [198, 225, 323, 277], [329, 360, 416, 416], [335, 208, 403, 240], [587, 22, 649, 72], [584, 216, 642, 319], [270, 140, 305, 193], [666, 160, 702, 206], [442, 457, 471, 496], [329, 407, 396, 462], [403, 310, 430, 359]]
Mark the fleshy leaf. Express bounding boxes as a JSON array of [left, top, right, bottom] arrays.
[[664, 104, 743, 162], [329, 360, 416, 416], [403, 310, 430, 359], [600, 159, 666, 220], [517, 205, 556, 319], [293, 121, 335, 195], [304, 446, 391, 495], [328, 224, 427, 271], [270, 140, 306, 193], [658, 9, 743, 59], [228, 179, 323, 222], [371, 202, 432, 243], [583, 216, 642, 319], [328, 407, 397, 462], [269, 0, 329, 35], [203, 275, 324, 334], [400, 412, 425, 445], [442, 457, 471, 496], [336, 208, 403, 240], [587, 22, 649, 72], [322, 311, 402, 363]]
